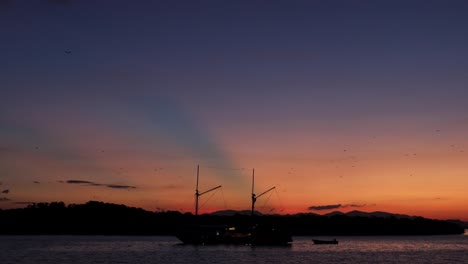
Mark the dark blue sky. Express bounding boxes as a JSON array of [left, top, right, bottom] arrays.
[[2, 0, 468, 121]]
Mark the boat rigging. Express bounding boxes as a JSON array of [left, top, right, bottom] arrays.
[[195, 164, 222, 216], [251, 168, 276, 217]]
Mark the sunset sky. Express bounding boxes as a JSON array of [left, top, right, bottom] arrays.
[[1, 0, 468, 221]]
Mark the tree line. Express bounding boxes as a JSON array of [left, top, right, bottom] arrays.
[[0, 201, 464, 236]]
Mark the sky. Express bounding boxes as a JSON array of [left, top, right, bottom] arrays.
[[1, 0, 468, 221]]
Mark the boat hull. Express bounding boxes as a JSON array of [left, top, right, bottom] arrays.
[[176, 224, 292, 246]]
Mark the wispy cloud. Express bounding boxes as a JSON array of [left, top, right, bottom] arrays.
[[308, 203, 374, 211], [14, 202, 34, 205], [64, 180, 136, 189], [0, 197, 11, 202], [67, 180, 96, 185], [347, 204, 370, 208], [308, 204, 342, 211], [1, 189, 9, 194]]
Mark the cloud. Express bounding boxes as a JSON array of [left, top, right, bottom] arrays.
[[308, 204, 342, 211], [348, 204, 368, 208], [14, 202, 34, 205], [66, 180, 103, 187], [308, 203, 374, 211], [64, 180, 136, 189], [33, 181, 40, 184], [0, 197, 10, 202], [67, 180, 95, 184], [2, 189, 9, 194]]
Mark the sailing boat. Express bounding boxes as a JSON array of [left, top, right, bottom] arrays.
[[175, 166, 292, 245], [175, 165, 232, 245], [249, 169, 292, 245]]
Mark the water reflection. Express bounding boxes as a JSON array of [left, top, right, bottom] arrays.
[[0, 236, 467, 264]]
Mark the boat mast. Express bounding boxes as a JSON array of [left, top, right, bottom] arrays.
[[195, 165, 200, 216], [251, 169, 255, 217], [195, 164, 222, 216], [251, 168, 275, 217]]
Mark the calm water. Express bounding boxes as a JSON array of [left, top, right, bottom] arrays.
[[0, 234, 467, 264]]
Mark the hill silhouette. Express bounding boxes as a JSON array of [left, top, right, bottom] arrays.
[[0, 201, 464, 236], [324, 210, 413, 219]]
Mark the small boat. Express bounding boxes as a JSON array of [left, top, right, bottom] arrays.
[[312, 239, 339, 245]]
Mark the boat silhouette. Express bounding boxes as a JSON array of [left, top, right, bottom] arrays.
[[175, 166, 292, 245]]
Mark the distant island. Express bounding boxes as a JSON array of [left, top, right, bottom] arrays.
[[0, 201, 465, 236]]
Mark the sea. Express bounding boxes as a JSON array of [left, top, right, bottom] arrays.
[[0, 232, 467, 264]]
